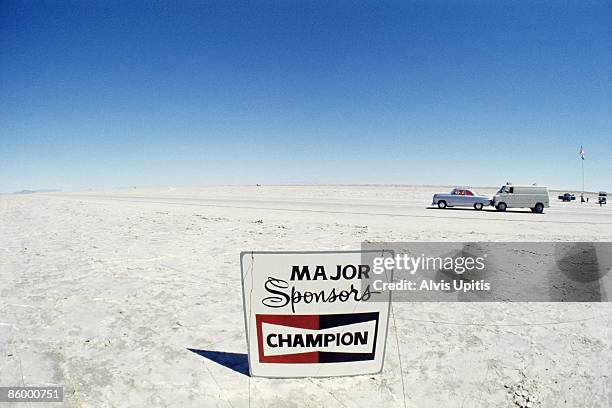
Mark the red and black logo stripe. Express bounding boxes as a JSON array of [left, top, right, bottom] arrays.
[[256, 312, 379, 364]]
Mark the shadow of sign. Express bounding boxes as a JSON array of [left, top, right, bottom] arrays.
[[187, 349, 250, 377]]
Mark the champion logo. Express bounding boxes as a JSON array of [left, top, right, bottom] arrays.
[[255, 312, 379, 364]]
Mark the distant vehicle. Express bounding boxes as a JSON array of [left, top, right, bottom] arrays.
[[599, 191, 607, 205], [431, 188, 492, 210], [558, 193, 576, 202], [492, 184, 549, 213]]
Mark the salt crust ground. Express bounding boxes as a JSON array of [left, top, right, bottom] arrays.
[[1, 185, 610, 407]]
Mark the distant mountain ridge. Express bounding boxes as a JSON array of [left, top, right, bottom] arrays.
[[13, 189, 61, 194]]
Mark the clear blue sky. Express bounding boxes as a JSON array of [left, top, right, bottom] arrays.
[[1, 0, 610, 193]]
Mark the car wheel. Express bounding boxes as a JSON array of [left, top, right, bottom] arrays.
[[438, 200, 447, 209], [474, 203, 483, 210], [496, 202, 507, 212], [534, 203, 544, 214]]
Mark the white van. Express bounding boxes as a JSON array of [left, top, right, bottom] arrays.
[[492, 184, 549, 213]]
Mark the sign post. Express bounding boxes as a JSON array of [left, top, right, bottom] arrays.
[[240, 250, 393, 378]]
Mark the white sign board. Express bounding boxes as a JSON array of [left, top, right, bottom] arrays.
[[240, 251, 392, 378]]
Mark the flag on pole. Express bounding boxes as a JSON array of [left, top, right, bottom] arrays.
[[579, 145, 585, 160]]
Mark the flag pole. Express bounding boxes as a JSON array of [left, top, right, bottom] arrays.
[[580, 144, 585, 202], [582, 156, 584, 198]]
